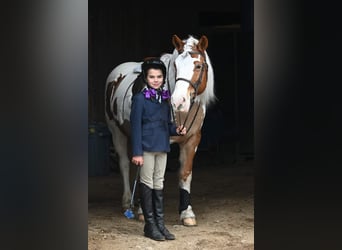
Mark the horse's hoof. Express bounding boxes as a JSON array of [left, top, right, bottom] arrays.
[[182, 217, 197, 226], [138, 214, 145, 222]]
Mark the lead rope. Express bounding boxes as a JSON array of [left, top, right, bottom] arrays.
[[177, 92, 200, 135], [186, 102, 201, 133]]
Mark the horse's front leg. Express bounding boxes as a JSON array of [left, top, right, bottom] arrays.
[[178, 131, 201, 226]]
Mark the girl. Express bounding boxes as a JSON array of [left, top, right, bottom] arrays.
[[130, 58, 186, 241]]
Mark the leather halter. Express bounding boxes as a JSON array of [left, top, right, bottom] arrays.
[[173, 51, 208, 134], [175, 51, 207, 102]]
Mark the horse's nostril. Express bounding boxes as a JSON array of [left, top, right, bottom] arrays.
[[177, 104, 183, 110]]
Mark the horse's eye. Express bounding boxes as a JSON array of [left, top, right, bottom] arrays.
[[195, 65, 202, 70]]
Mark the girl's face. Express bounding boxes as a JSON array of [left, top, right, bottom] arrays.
[[146, 68, 164, 89]]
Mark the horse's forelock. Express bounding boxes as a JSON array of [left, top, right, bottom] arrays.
[[183, 36, 199, 53]]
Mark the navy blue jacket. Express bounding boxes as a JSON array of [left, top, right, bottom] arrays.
[[130, 92, 178, 156]]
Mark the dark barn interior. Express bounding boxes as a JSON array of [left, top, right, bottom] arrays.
[[89, 0, 254, 175]]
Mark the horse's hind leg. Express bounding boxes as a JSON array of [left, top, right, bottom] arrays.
[[110, 122, 131, 210]]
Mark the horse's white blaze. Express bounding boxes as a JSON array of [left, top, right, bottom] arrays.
[[171, 81, 191, 111], [171, 52, 200, 112]]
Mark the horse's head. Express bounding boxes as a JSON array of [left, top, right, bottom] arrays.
[[170, 35, 214, 113]]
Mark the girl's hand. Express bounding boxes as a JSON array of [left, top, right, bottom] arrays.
[[132, 156, 144, 166], [177, 125, 186, 135]]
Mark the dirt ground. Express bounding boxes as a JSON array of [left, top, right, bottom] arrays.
[[88, 151, 254, 250]]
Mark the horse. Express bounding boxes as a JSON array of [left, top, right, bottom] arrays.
[[104, 34, 215, 226]]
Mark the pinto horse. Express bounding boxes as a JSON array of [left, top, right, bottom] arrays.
[[105, 35, 215, 226]]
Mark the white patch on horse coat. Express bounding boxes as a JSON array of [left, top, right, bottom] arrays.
[[106, 62, 142, 124], [180, 205, 195, 220], [171, 52, 199, 112], [183, 36, 198, 52]]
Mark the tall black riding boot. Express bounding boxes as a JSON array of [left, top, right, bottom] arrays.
[[140, 183, 165, 241], [153, 189, 176, 240]]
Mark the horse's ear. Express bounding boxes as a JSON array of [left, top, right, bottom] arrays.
[[198, 35, 208, 51], [172, 35, 184, 52]]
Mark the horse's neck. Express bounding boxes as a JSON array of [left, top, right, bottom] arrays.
[[161, 53, 176, 93]]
